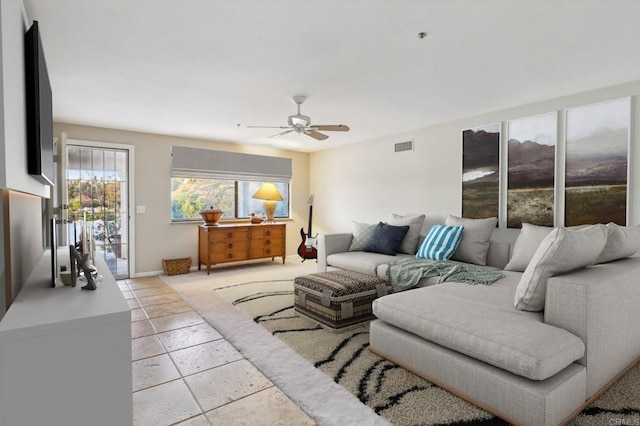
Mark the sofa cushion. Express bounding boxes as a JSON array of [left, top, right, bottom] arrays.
[[446, 215, 497, 265], [596, 222, 640, 263], [327, 251, 412, 276], [388, 213, 426, 254], [416, 225, 464, 260], [348, 221, 377, 251], [514, 225, 608, 312], [364, 222, 410, 255], [373, 271, 585, 381], [504, 223, 554, 272]]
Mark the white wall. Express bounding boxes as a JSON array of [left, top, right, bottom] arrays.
[[310, 81, 640, 235], [53, 123, 310, 276], [0, 0, 50, 320]]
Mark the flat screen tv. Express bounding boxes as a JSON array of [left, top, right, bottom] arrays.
[[24, 20, 54, 186]]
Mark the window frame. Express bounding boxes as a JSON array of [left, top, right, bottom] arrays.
[[170, 177, 291, 223]]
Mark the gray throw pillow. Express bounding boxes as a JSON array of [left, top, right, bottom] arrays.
[[504, 223, 554, 272], [445, 215, 497, 265], [363, 222, 410, 255], [349, 221, 377, 251], [514, 224, 607, 312], [596, 222, 640, 263], [388, 213, 426, 254]]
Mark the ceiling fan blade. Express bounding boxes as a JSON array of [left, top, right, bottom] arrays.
[[304, 130, 329, 141], [313, 124, 349, 132], [247, 125, 291, 129], [269, 129, 294, 138]]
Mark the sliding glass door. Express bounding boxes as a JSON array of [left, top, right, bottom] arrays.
[[66, 145, 130, 279]]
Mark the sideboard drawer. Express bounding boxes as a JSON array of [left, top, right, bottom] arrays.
[[210, 229, 249, 241], [251, 226, 285, 239], [250, 245, 283, 258]]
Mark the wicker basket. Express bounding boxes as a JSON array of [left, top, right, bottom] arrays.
[[162, 257, 192, 276]]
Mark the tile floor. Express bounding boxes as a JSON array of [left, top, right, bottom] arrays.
[[120, 275, 316, 426]]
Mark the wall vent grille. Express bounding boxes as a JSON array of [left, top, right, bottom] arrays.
[[394, 140, 413, 152]]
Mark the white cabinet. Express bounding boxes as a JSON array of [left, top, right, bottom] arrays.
[[0, 251, 132, 426]]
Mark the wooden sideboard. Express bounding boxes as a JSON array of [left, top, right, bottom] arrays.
[[198, 223, 286, 274]]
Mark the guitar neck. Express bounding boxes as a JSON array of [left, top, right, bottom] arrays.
[[307, 205, 313, 237]]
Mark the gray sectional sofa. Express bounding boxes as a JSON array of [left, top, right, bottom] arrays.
[[317, 214, 640, 426]]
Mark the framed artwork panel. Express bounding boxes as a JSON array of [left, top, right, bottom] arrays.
[[565, 98, 630, 226], [462, 123, 500, 219], [506, 112, 557, 228]]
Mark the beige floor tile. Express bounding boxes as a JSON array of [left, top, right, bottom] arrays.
[[127, 298, 142, 310], [184, 359, 273, 412], [150, 311, 206, 333], [132, 286, 176, 298], [175, 414, 211, 425], [127, 277, 168, 290], [132, 335, 166, 361], [132, 320, 157, 339], [133, 379, 202, 426], [137, 292, 183, 307], [158, 322, 223, 352], [206, 386, 316, 426], [132, 354, 181, 392], [121, 290, 135, 300], [119, 283, 130, 292], [170, 340, 243, 377], [131, 308, 148, 322], [143, 301, 193, 319]]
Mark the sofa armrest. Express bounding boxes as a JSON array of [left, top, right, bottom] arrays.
[[317, 233, 353, 272], [544, 256, 640, 397]]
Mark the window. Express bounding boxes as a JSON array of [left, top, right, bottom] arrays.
[[171, 178, 289, 221]]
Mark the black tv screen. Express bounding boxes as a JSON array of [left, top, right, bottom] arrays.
[[25, 20, 54, 186]]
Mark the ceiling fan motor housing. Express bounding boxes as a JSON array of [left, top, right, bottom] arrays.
[[288, 114, 311, 131]]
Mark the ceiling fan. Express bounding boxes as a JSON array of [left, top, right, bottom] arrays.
[[247, 96, 349, 141]]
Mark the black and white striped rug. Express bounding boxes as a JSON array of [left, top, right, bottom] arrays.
[[215, 279, 640, 426]]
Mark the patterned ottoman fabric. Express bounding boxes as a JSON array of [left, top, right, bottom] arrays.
[[294, 270, 392, 332]]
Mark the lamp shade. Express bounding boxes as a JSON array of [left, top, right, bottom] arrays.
[[252, 183, 284, 201]]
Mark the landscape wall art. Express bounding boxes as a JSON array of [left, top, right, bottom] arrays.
[[462, 123, 500, 219], [565, 98, 629, 226], [507, 113, 556, 228]]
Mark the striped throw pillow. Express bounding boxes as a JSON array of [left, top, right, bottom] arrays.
[[416, 225, 464, 260]]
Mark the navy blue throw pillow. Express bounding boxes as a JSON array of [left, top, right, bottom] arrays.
[[363, 222, 410, 255]]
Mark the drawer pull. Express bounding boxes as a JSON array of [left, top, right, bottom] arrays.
[[227, 253, 233, 259], [227, 243, 233, 249], [266, 230, 271, 236], [227, 233, 233, 239], [266, 248, 271, 255], [265, 240, 271, 246]]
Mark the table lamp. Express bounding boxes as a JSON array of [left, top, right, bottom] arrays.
[[252, 183, 283, 223]]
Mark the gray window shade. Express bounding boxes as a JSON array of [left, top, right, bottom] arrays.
[[171, 146, 292, 183]]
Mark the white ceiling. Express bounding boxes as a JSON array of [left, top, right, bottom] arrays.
[[23, 0, 640, 152]]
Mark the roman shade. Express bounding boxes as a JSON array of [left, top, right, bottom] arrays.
[[171, 146, 292, 183]]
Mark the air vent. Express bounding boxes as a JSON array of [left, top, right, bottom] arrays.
[[394, 140, 413, 152]]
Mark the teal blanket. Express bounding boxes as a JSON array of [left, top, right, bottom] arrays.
[[386, 258, 504, 292]]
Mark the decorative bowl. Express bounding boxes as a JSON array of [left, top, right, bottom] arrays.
[[200, 208, 223, 225]]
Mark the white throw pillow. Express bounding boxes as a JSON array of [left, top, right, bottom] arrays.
[[504, 223, 554, 272], [389, 213, 426, 254], [514, 225, 608, 312], [445, 215, 497, 265], [596, 222, 640, 263], [348, 221, 377, 251]]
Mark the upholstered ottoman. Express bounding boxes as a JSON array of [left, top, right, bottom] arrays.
[[294, 270, 392, 332]]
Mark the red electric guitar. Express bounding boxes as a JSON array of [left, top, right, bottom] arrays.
[[297, 195, 318, 262]]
